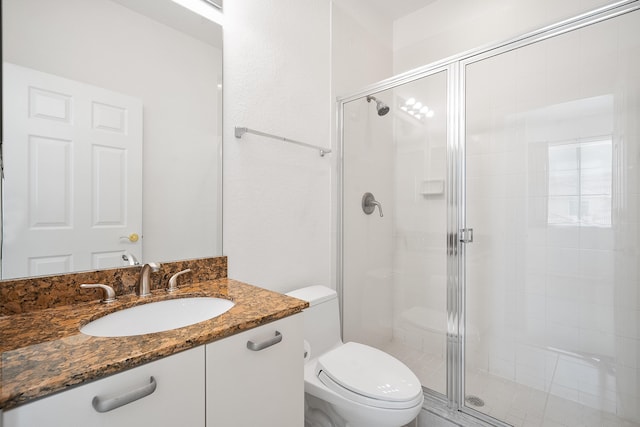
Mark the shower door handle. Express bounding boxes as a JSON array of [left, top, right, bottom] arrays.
[[460, 228, 474, 243], [362, 192, 383, 217]]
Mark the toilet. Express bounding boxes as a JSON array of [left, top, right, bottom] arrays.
[[286, 285, 423, 427]]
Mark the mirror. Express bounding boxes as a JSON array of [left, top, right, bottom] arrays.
[[1, 0, 223, 279]]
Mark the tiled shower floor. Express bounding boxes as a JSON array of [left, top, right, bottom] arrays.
[[380, 340, 640, 427]]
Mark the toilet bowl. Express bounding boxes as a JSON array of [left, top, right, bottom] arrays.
[[287, 286, 423, 427]]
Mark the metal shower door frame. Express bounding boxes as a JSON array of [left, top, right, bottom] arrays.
[[335, 1, 640, 424]]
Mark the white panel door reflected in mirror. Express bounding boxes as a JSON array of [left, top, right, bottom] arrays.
[[2, 63, 143, 279]]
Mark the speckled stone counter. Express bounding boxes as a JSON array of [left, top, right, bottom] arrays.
[[0, 271, 307, 410], [0, 256, 229, 316]]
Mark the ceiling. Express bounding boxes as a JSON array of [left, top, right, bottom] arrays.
[[111, 0, 222, 48], [363, 0, 437, 21], [111, 0, 432, 48]]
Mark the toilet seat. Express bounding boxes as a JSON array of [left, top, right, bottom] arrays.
[[316, 342, 423, 410]]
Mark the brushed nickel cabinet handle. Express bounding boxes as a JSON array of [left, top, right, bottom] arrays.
[[92, 376, 157, 413], [247, 331, 282, 351]]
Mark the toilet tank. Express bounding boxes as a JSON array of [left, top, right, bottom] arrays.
[[286, 286, 342, 359]]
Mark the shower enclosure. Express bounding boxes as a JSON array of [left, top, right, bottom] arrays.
[[338, 2, 640, 426]]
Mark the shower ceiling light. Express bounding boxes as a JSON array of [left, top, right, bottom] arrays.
[[171, 0, 224, 25], [397, 96, 434, 123]]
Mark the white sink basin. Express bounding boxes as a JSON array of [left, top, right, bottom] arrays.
[[80, 297, 235, 337]]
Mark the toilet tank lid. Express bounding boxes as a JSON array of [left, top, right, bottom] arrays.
[[285, 285, 336, 306]]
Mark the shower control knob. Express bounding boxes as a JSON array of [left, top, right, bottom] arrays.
[[362, 192, 384, 217]]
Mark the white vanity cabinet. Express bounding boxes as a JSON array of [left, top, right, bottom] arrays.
[[2, 313, 304, 427], [3, 346, 205, 427], [206, 313, 304, 427]]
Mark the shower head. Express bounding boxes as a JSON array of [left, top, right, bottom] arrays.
[[366, 95, 390, 116]]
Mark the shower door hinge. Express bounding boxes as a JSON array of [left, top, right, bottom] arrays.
[[460, 228, 474, 243]]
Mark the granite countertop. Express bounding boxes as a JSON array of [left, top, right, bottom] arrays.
[[0, 278, 308, 410]]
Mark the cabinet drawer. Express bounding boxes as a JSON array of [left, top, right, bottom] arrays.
[[206, 313, 303, 427], [4, 347, 205, 427]]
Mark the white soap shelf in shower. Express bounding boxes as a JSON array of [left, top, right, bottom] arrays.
[[419, 179, 444, 195]]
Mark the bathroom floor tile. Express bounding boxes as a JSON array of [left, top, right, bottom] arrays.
[[380, 338, 640, 427]]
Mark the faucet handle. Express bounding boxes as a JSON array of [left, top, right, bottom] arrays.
[[362, 192, 384, 217], [167, 269, 192, 293], [81, 284, 116, 303]]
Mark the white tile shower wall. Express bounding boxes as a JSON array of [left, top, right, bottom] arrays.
[[390, 72, 449, 395], [331, 0, 395, 311], [341, 96, 395, 347], [223, 0, 332, 292]]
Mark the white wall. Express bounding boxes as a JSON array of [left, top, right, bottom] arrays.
[[222, 0, 395, 293], [331, 0, 394, 96], [393, 0, 619, 73], [3, 0, 222, 265], [223, 0, 332, 292]]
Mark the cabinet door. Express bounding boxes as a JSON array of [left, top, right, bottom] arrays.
[[206, 314, 304, 427], [3, 346, 204, 427]]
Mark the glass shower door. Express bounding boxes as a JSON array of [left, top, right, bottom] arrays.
[[464, 9, 640, 426], [341, 69, 449, 396]]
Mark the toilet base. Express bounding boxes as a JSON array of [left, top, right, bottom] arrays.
[[304, 392, 421, 427], [305, 393, 345, 427]]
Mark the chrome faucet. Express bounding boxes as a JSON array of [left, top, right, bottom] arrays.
[[138, 262, 161, 297], [122, 251, 140, 266]]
